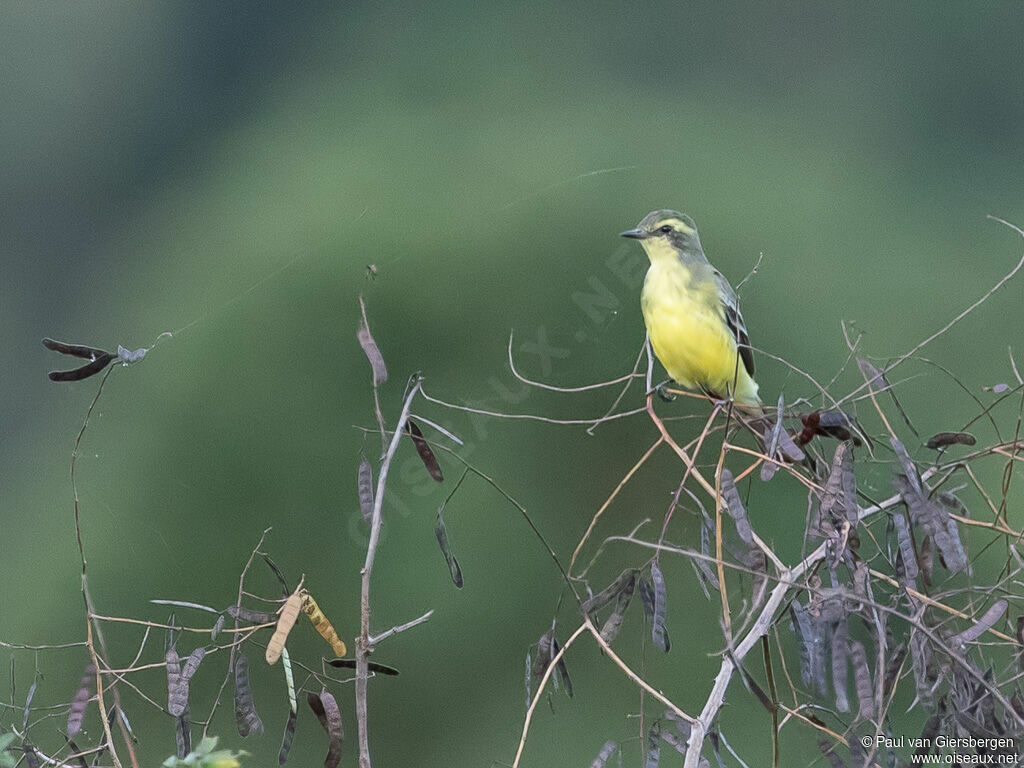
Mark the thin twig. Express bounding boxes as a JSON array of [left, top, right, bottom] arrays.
[[508, 331, 642, 394], [841, 215, 1024, 407], [684, 543, 825, 768], [69, 365, 134, 768], [368, 610, 435, 646], [357, 378, 422, 768], [419, 386, 646, 426], [583, 615, 695, 724], [586, 336, 650, 434], [569, 436, 663, 575]]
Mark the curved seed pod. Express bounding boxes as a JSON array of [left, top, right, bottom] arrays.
[[66, 663, 96, 737], [760, 395, 785, 481], [650, 562, 670, 653], [721, 469, 753, 545], [22, 679, 37, 731], [234, 652, 264, 737], [22, 743, 40, 768], [776, 424, 806, 462], [262, 553, 291, 596], [435, 510, 463, 588], [279, 707, 298, 765], [590, 740, 617, 768], [638, 577, 655, 621], [281, 646, 297, 713], [883, 642, 908, 701], [226, 605, 277, 624], [300, 591, 347, 657], [849, 640, 874, 720], [817, 735, 846, 768], [693, 514, 719, 595], [325, 658, 400, 676], [181, 647, 206, 683], [952, 599, 1007, 647], [529, 631, 572, 698], [645, 721, 661, 768], [357, 307, 388, 385], [65, 738, 87, 768], [149, 599, 219, 613], [791, 601, 826, 696], [266, 590, 303, 665], [406, 419, 443, 482], [926, 431, 976, 450], [821, 442, 857, 528], [831, 620, 849, 713], [168, 648, 205, 720], [893, 452, 967, 575], [166, 648, 189, 717], [211, 613, 226, 641], [599, 572, 636, 643], [42, 338, 105, 358], [175, 711, 191, 759], [308, 690, 344, 768], [581, 569, 636, 615], [891, 511, 919, 582], [524, 649, 531, 707], [47, 352, 115, 382], [357, 458, 374, 523]]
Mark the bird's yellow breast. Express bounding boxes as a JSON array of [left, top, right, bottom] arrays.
[[641, 260, 739, 396]]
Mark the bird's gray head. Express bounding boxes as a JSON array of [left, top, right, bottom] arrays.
[[620, 209, 702, 252]]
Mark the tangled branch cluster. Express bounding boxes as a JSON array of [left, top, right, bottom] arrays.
[[3, 219, 1024, 768]]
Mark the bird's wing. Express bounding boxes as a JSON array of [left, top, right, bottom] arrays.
[[714, 270, 755, 378]]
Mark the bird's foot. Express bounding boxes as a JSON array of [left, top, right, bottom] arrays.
[[647, 379, 677, 402]]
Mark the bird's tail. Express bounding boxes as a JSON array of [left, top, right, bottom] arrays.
[[730, 370, 763, 411]]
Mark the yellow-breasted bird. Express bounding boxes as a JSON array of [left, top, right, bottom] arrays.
[[621, 210, 763, 409]]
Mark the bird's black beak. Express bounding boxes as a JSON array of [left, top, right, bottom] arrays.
[[619, 228, 649, 240]]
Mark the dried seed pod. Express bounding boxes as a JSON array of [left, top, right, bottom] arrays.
[[590, 740, 617, 768], [357, 307, 388, 385], [266, 590, 303, 665], [649, 562, 670, 653], [279, 708, 297, 765], [357, 457, 374, 522], [226, 605, 277, 624], [66, 664, 96, 737], [166, 649, 189, 717], [407, 419, 443, 482], [435, 510, 463, 588], [234, 652, 264, 737], [300, 591, 347, 657], [925, 431, 976, 450], [308, 690, 344, 768]]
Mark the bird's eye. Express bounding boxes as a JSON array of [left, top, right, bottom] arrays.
[[659, 225, 673, 234]]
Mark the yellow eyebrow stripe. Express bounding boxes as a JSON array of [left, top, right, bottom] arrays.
[[654, 218, 695, 235]]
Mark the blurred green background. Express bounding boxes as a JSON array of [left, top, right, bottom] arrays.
[[3, 2, 1024, 766]]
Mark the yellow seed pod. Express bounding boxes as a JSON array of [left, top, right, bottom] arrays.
[[300, 591, 347, 657], [265, 589, 303, 665]]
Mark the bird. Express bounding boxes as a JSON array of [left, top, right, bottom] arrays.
[[621, 210, 762, 409]]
